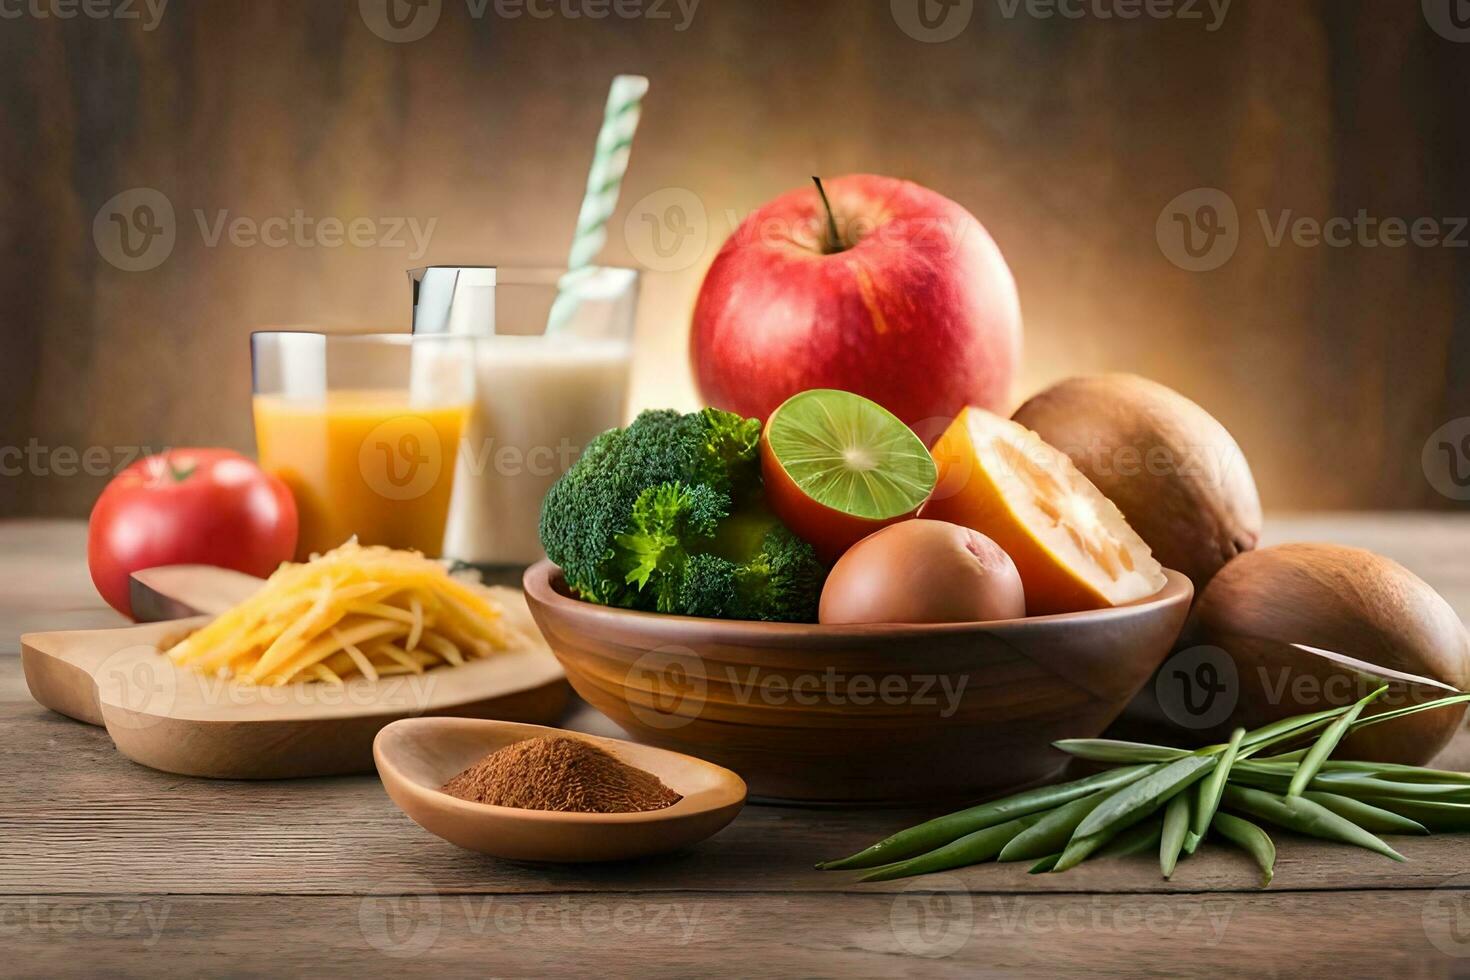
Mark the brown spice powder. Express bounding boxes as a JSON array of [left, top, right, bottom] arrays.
[[440, 736, 682, 813]]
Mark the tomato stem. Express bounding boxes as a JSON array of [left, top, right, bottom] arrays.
[[166, 456, 196, 483]]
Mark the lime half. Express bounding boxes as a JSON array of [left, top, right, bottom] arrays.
[[764, 389, 937, 521]]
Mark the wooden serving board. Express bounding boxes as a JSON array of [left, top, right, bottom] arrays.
[[20, 566, 569, 778]]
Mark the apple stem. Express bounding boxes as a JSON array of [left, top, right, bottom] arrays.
[[811, 176, 844, 254]]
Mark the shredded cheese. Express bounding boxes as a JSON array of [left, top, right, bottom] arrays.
[[166, 540, 518, 686]]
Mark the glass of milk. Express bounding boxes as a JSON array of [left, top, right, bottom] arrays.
[[410, 266, 638, 567]]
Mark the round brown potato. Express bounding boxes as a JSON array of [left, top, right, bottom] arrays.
[[1012, 374, 1261, 591], [1185, 543, 1470, 763], [819, 520, 1026, 625]]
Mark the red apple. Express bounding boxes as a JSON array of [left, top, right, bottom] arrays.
[[691, 174, 1022, 432]]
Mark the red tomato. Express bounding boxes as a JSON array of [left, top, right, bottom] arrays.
[[88, 449, 298, 619]]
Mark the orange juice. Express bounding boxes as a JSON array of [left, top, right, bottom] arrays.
[[253, 390, 469, 559]]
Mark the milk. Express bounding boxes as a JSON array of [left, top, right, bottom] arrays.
[[443, 336, 631, 565]]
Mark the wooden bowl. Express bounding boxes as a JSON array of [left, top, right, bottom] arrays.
[[373, 718, 746, 862], [522, 561, 1194, 804]]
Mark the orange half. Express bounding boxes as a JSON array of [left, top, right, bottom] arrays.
[[920, 407, 1167, 615]]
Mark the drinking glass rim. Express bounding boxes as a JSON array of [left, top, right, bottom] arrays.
[[249, 330, 477, 346], [407, 264, 639, 285]]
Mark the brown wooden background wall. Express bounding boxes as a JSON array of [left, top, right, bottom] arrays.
[[2, 0, 1468, 517]]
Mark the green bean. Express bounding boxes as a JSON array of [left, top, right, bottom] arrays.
[[999, 788, 1117, 862], [1238, 705, 1351, 756], [1098, 818, 1164, 859], [1188, 727, 1244, 853], [856, 813, 1041, 883], [815, 764, 1156, 870], [1050, 815, 1158, 874], [815, 694, 1470, 887], [1288, 686, 1387, 797], [1028, 854, 1061, 874], [1160, 791, 1190, 879], [1365, 798, 1470, 832], [1211, 812, 1275, 887], [1240, 693, 1470, 764], [1322, 761, 1470, 784], [1308, 773, 1470, 802], [1074, 754, 1217, 839], [1052, 834, 1105, 869], [1052, 827, 1115, 871], [1346, 693, 1470, 733], [1302, 791, 1429, 835], [1255, 752, 1470, 783], [1233, 764, 1470, 803], [1052, 739, 1188, 764], [1220, 785, 1405, 862], [1228, 766, 1291, 794]]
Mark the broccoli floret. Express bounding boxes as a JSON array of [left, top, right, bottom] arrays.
[[674, 520, 827, 623], [539, 408, 825, 622], [730, 524, 829, 623]]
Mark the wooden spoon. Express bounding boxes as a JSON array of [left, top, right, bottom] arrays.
[[373, 718, 747, 862]]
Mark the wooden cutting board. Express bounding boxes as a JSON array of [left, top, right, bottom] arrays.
[[20, 565, 569, 778]]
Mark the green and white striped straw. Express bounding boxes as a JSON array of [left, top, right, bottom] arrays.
[[546, 73, 649, 335]]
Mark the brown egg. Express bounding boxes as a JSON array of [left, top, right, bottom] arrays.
[[819, 520, 1026, 625]]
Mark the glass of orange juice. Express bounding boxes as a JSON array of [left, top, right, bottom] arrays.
[[250, 331, 475, 560]]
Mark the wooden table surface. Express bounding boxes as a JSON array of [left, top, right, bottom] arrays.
[[5, 515, 1470, 978]]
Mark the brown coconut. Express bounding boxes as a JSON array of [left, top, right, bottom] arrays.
[[1185, 543, 1470, 764], [1012, 374, 1261, 591]]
